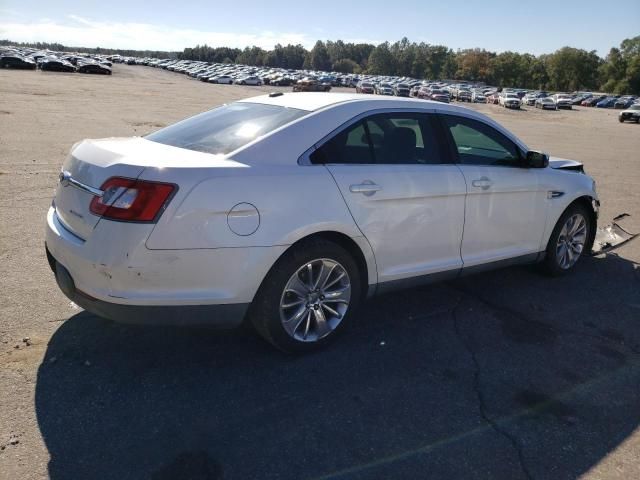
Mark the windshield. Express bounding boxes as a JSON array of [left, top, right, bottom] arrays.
[[146, 102, 307, 155]]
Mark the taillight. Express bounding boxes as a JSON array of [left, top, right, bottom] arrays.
[[90, 177, 176, 222]]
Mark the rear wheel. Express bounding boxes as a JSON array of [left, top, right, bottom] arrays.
[[543, 204, 591, 276], [249, 239, 362, 353]]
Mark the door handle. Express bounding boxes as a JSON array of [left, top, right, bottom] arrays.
[[471, 177, 493, 190], [349, 181, 382, 196]]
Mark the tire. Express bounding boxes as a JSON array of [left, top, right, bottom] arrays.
[[542, 203, 592, 276], [619, 116, 624, 123], [249, 239, 362, 353]]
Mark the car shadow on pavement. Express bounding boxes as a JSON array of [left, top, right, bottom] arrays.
[[36, 252, 640, 480]]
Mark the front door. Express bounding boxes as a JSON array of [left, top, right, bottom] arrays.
[[439, 114, 548, 267]]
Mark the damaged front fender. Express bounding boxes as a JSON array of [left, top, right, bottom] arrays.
[[592, 213, 639, 255]]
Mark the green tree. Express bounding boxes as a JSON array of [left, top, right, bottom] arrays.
[[309, 41, 331, 71], [545, 47, 601, 91], [600, 37, 640, 94], [455, 49, 494, 81], [332, 58, 360, 73], [367, 42, 396, 75]]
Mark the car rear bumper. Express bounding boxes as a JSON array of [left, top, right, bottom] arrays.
[[46, 247, 248, 327], [45, 206, 285, 326]]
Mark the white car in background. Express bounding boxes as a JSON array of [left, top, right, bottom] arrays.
[[472, 91, 486, 103], [553, 93, 574, 109], [235, 75, 262, 86], [209, 75, 233, 84], [536, 97, 558, 110], [499, 92, 522, 109], [46, 93, 602, 352]]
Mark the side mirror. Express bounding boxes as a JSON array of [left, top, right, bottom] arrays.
[[525, 150, 549, 168]]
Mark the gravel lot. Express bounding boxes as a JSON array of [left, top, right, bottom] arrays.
[[1, 65, 639, 480]]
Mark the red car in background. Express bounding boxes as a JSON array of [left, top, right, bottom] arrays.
[[486, 92, 500, 104]]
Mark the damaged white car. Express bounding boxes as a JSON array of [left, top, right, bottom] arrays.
[[45, 93, 635, 352]]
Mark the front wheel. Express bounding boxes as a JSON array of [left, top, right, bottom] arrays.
[[542, 204, 591, 276], [249, 239, 362, 353]]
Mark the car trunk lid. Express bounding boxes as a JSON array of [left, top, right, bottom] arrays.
[[54, 138, 149, 239]]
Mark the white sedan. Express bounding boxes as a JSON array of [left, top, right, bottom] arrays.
[[235, 76, 263, 86], [209, 75, 233, 84], [499, 92, 522, 109], [46, 93, 600, 352]]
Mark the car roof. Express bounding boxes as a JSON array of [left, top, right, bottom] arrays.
[[240, 92, 464, 113]]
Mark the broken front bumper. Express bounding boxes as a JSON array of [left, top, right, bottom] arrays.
[[592, 214, 639, 255]]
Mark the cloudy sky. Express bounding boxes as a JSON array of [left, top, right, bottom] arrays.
[[1, 0, 638, 55]]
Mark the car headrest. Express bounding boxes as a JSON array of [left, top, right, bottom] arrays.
[[382, 127, 417, 164]]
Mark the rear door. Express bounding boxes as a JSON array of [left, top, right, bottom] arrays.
[[315, 111, 466, 285], [438, 114, 548, 267]]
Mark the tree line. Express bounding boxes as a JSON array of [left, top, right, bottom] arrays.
[[3, 36, 638, 94], [179, 36, 640, 94]]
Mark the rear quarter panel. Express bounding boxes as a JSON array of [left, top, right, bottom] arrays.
[[143, 164, 362, 250]]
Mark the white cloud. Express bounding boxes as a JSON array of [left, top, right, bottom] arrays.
[[0, 15, 317, 51]]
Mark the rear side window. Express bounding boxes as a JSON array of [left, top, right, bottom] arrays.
[[310, 112, 446, 165], [310, 121, 373, 165], [146, 102, 307, 155]]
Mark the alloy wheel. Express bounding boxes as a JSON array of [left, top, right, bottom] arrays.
[[279, 258, 351, 342], [556, 214, 587, 269]]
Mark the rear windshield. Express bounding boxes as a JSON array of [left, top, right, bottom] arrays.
[[146, 102, 307, 155]]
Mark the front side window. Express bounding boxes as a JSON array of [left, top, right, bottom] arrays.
[[146, 102, 307, 155], [310, 112, 446, 165], [441, 115, 522, 167]]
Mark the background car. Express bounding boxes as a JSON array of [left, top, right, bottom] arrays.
[[356, 81, 375, 94], [76, 60, 112, 75], [210, 75, 234, 84], [39, 57, 76, 72], [293, 79, 331, 92], [375, 83, 394, 95], [499, 92, 521, 109], [535, 97, 557, 110], [0, 54, 37, 69], [428, 89, 450, 103], [393, 83, 411, 97], [472, 91, 486, 103], [235, 76, 262, 86], [596, 96, 619, 108], [456, 88, 472, 102], [486, 92, 501, 104], [583, 95, 606, 107], [553, 94, 574, 110], [618, 104, 640, 123], [614, 96, 636, 109]]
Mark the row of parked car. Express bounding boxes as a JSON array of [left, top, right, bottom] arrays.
[[27, 51, 633, 122], [122, 57, 346, 87], [356, 80, 639, 111], [118, 56, 639, 114], [0, 47, 113, 74]]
